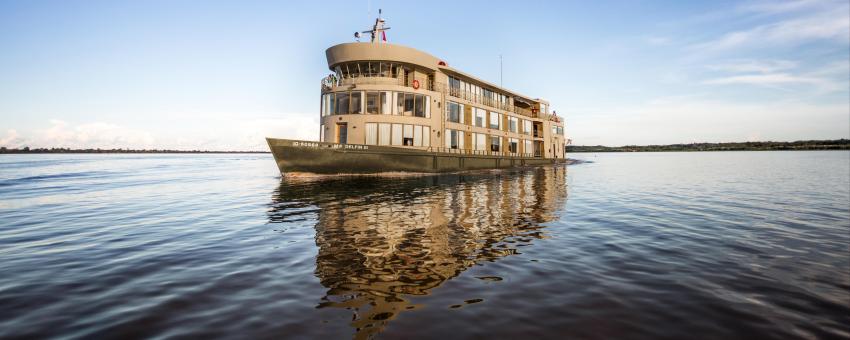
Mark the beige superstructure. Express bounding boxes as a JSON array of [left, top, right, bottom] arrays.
[[319, 38, 567, 159]]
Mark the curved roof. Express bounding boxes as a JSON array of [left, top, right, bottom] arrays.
[[326, 42, 442, 71], [325, 42, 544, 103]]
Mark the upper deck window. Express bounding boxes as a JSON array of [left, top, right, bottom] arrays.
[[446, 101, 463, 123], [489, 112, 501, 130]]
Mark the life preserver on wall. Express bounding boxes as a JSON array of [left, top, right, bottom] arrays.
[[412, 79, 420, 89]]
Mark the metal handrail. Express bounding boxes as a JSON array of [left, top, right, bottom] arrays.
[[425, 146, 538, 158]]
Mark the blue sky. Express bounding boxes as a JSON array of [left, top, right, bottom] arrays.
[[0, 0, 847, 150]]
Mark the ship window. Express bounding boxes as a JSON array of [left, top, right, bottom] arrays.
[[403, 93, 414, 116], [446, 101, 461, 123], [335, 92, 349, 115], [366, 92, 380, 114], [508, 116, 518, 133], [369, 62, 379, 77], [508, 138, 518, 153], [391, 64, 398, 78], [474, 108, 485, 127], [445, 129, 463, 149], [403, 124, 414, 146], [381, 92, 390, 114], [490, 136, 501, 152], [490, 112, 501, 130], [379, 123, 391, 145], [414, 94, 425, 117], [365, 123, 378, 145], [350, 91, 362, 114], [413, 125, 423, 146], [473, 133, 487, 151], [391, 124, 403, 145]]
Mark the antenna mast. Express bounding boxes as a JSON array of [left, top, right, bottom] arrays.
[[354, 9, 390, 43]]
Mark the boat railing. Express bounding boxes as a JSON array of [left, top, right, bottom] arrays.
[[426, 146, 536, 158]]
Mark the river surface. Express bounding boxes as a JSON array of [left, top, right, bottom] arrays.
[[0, 151, 848, 339]]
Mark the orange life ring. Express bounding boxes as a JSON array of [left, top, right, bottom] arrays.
[[412, 79, 420, 89]]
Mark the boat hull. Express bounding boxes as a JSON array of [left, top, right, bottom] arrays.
[[266, 138, 566, 175]]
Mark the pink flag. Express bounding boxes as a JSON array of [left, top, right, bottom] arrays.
[[382, 30, 387, 42]]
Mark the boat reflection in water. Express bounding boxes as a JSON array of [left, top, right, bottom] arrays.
[[268, 166, 568, 338]]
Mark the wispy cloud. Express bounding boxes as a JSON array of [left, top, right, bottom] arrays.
[[706, 59, 797, 73], [694, 8, 848, 52], [0, 114, 320, 151], [702, 59, 848, 93]]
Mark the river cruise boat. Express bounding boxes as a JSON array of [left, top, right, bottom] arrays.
[[267, 13, 568, 174]]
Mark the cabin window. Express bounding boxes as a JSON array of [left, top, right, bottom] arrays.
[[368, 62, 379, 77], [403, 93, 414, 116], [474, 108, 485, 127], [350, 91, 362, 114], [472, 133, 487, 151], [489, 112, 501, 130], [414, 94, 425, 117], [446, 101, 462, 123], [366, 92, 380, 114], [365, 123, 378, 145], [381, 92, 390, 114], [444, 129, 463, 149], [490, 136, 501, 152], [508, 138, 518, 153], [403, 124, 414, 146], [391, 124, 403, 146], [379, 123, 391, 145], [414, 125, 423, 146], [335, 92, 349, 115], [508, 116, 518, 133]]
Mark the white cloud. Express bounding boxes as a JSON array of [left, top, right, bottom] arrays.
[[1, 113, 320, 151], [702, 73, 821, 86], [692, 4, 849, 52], [706, 59, 797, 73]]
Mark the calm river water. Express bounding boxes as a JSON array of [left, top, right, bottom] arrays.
[[0, 151, 848, 339]]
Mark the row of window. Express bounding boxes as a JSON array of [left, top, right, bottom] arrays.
[[322, 91, 431, 117], [552, 126, 564, 135], [448, 76, 509, 108], [444, 129, 534, 154], [334, 62, 403, 79], [446, 101, 535, 134], [365, 123, 431, 147]]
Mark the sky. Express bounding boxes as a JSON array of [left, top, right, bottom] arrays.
[[0, 0, 848, 150]]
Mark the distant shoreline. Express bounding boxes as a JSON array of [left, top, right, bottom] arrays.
[[2, 139, 848, 154], [0, 147, 269, 154], [567, 139, 849, 153]]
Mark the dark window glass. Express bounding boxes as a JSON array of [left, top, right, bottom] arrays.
[[490, 136, 500, 152], [335, 92, 349, 115], [350, 92, 362, 114], [369, 62, 380, 77], [447, 102, 460, 123], [396, 92, 404, 115], [414, 94, 425, 117], [366, 92, 380, 114], [404, 93, 414, 116]]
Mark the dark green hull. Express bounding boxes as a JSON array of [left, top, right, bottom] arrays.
[[267, 138, 566, 175]]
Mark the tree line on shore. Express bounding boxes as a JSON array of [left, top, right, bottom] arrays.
[[567, 139, 850, 153], [0, 147, 268, 154]]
